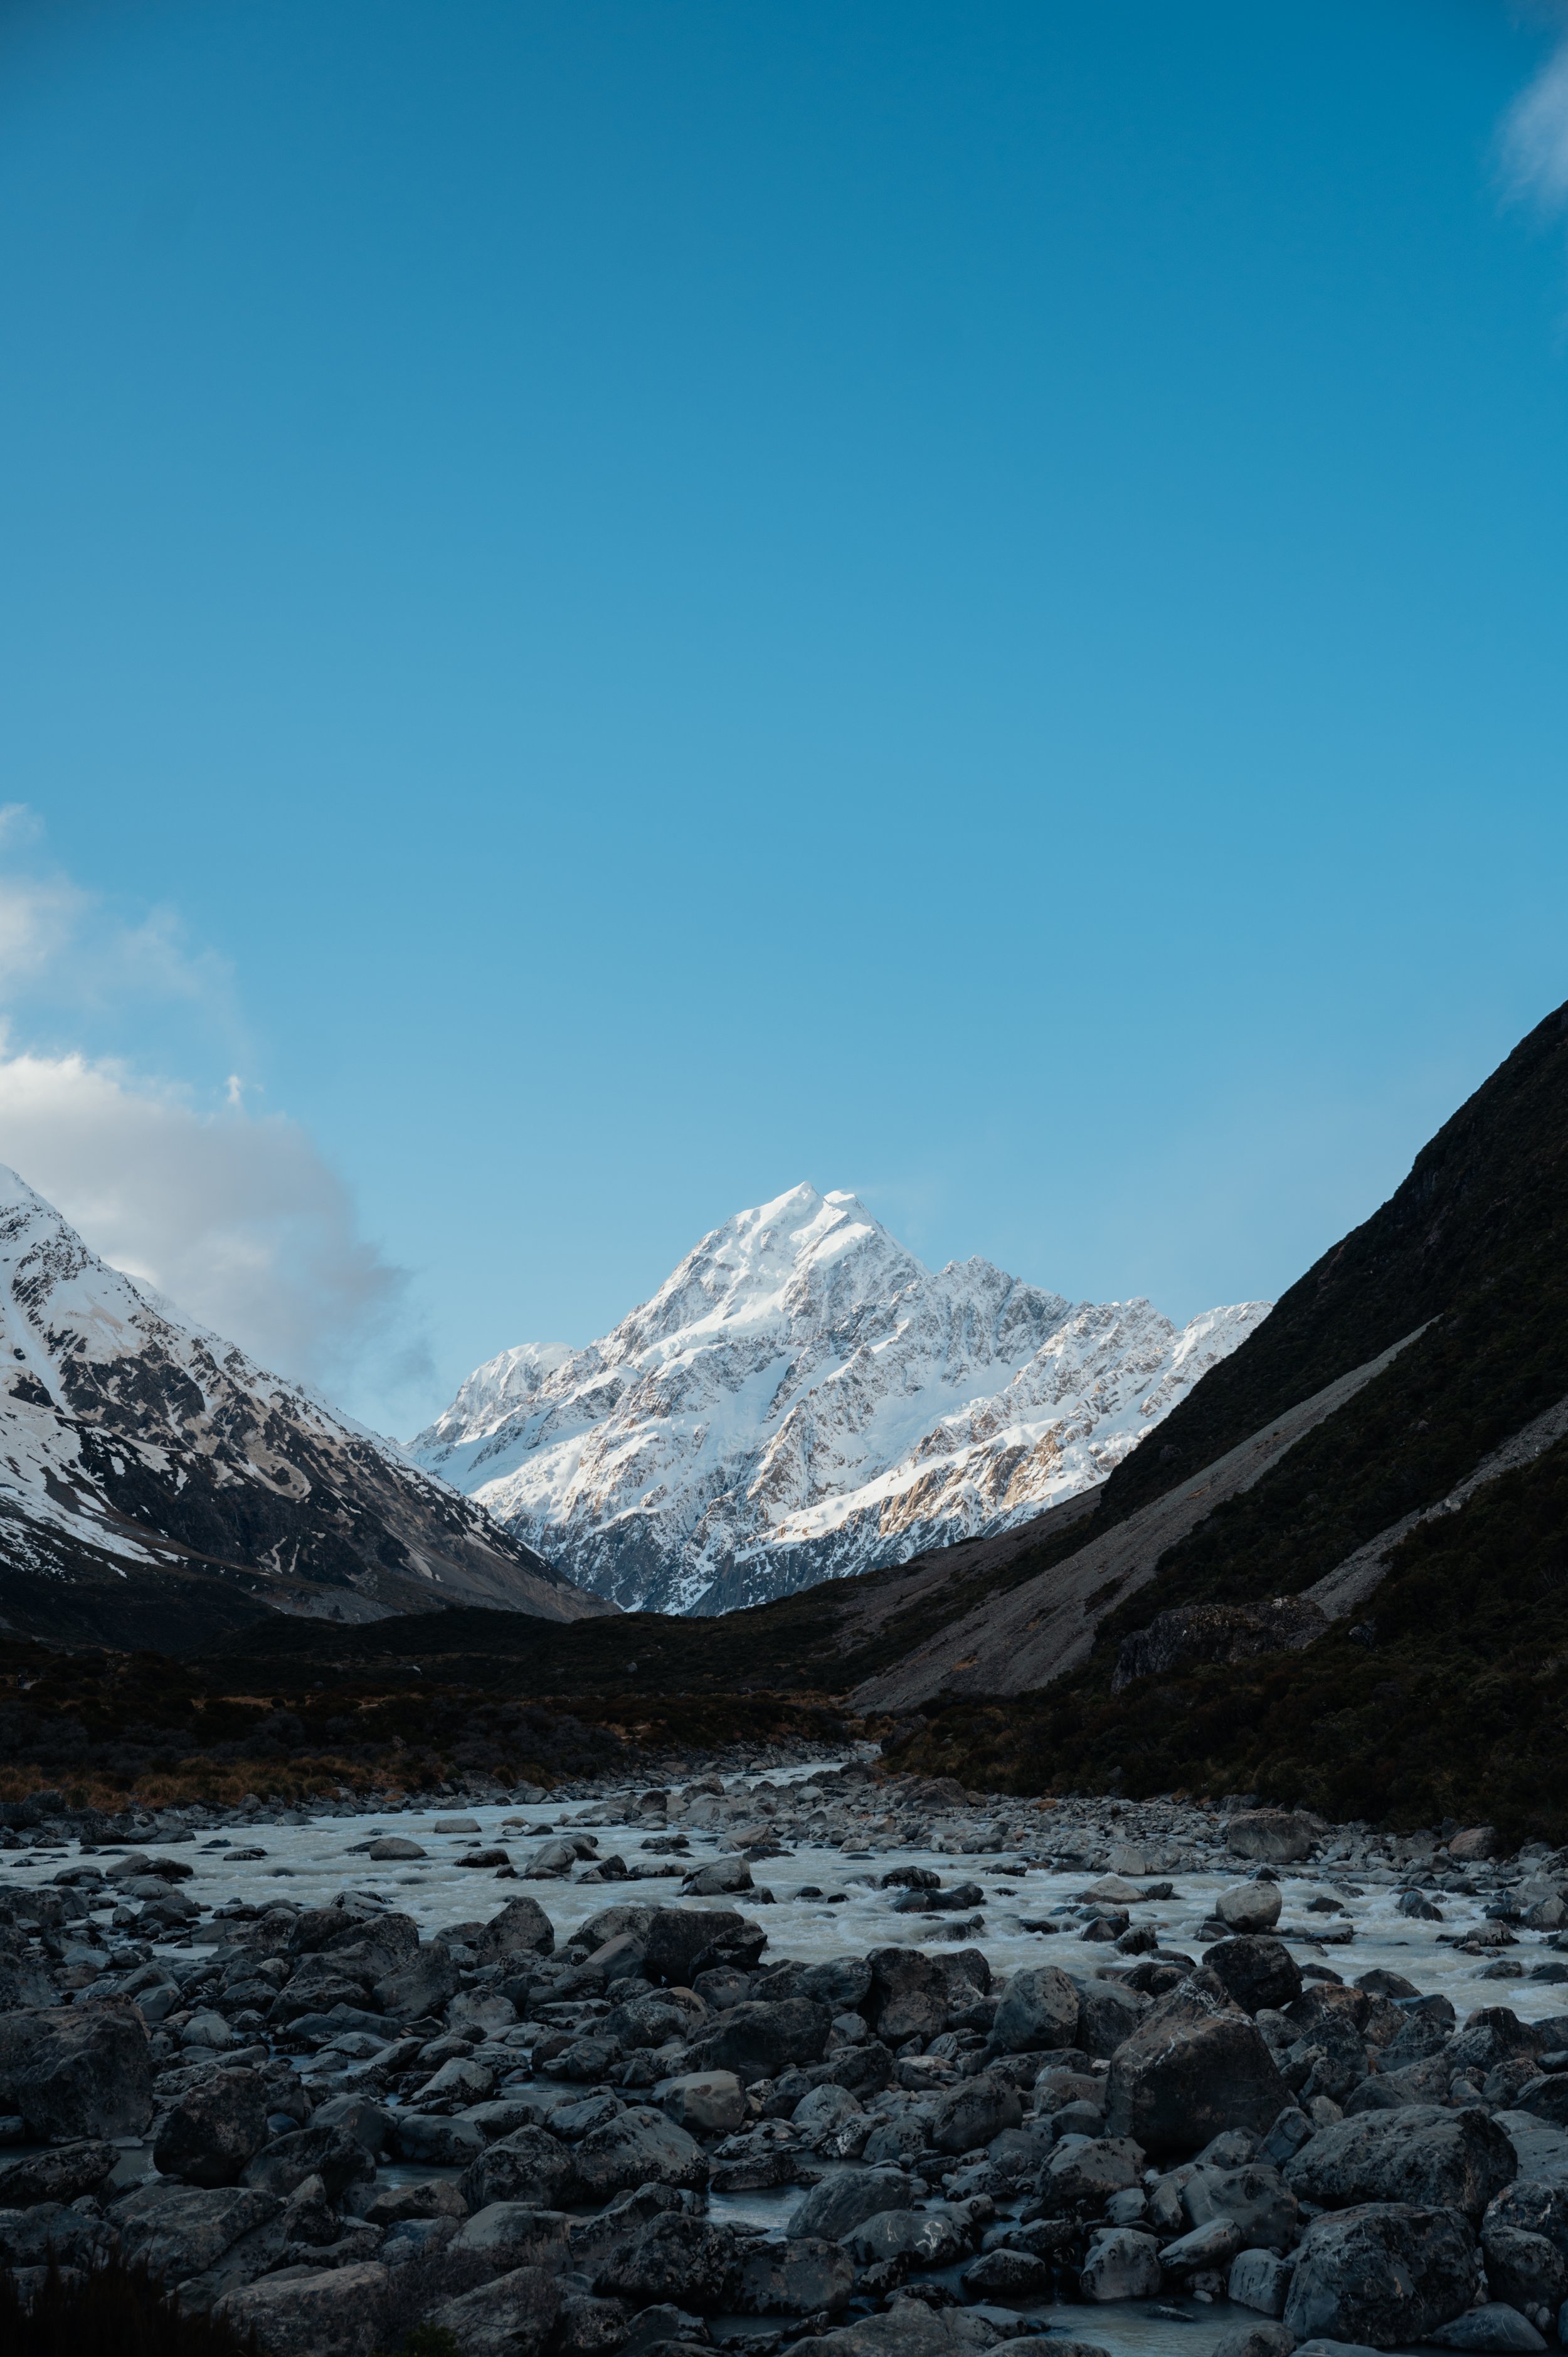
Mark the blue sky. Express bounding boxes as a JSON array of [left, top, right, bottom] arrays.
[[2, 0, 1568, 1430]]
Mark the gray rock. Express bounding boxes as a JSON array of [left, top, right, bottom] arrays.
[[476, 1895, 557, 1964], [642, 1907, 765, 1987], [1044, 2136, 1145, 2208], [787, 2167, 921, 2242], [114, 2180, 282, 2285], [987, 1965, 1081, 2056], [1284, 2105, 1517, 2221], [928, 2071, 1022, 2157], [1482, 2181, 1568, 2310], [1227, 1812, 1323, 1866], [1080, 2226, 1162, 2300], [1285, 2203, 1479, 2346], [0, 1997, 152, 2139], [1106, 1970, 1291, 2159], [597, 2213, 741, 2311], [462, 2124, 580, 2211], [154, 2067, 269, 2187], [574, 2105, 708, 2198], [0, 2200, 113, 2270], [654, 2070, 746, 2134], [963, 2248, 1053, 2301], [798, 1957, 874, 2014], [736, 2233, 854, 2315], [684, 1998, 830, 2083], [1210, 2328, 1297, 2357], [1184, 2161, 1301, 2252], [843, 2209, 968, 2269], [1428, 2310, 1546, 2352], [1219, 1884, 1285, 1934], [1229, 2247, 1296, 2317], [241, 2121, 369, 2200], [1159, 2218, 1245, 2273], [426, 2263, 562, 2357], [219, 2262, 392, 2357], [556, 2294, 633, 2357], [1207, 1940, 1306, 2018], [684, 1856, 753, 1896], [450, 2202, 573, 2273], [0, 2138, 117, 2205], [391, 2110, 487, 2167], [1077, 1978, 1152, 2060], [374, 1942, 459, 2019], [866, 1949, 951, 2045]]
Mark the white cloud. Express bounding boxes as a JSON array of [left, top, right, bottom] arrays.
[[1502, 26, 1568, 210], [0, 815, 421, 1407]]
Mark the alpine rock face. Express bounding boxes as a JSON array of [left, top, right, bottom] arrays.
[[0, 1165, 608, 1647], [411, 1184, 1271, 1615]]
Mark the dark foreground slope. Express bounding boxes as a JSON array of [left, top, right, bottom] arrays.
[[891, 998, 1568, 1836]]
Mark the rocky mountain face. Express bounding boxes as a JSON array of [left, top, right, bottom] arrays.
[[0, 1167, 608, 1649], [411, 1184, 1269, 1614]]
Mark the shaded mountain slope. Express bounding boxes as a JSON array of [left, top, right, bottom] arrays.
[[0, 1168, 607, 1647]]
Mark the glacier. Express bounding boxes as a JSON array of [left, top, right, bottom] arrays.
[[410, 1184, 1271, 1615]]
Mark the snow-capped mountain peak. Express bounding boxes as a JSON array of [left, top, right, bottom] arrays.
[[411, 1186, 1271, 1616]]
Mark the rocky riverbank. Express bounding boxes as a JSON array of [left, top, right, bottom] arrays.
[[5, 1758, 1568, 2357]]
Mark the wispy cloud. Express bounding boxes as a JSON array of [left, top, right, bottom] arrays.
[[1502, 19, 1568, 211], [0, 812, 423, 1410]]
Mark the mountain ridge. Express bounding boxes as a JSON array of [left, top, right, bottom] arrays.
[[411, 1182, 1269, 1613], [0, 1165, 610, 1648]]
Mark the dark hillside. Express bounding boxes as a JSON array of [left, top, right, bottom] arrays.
[[1101, 998, 1568, 1519]]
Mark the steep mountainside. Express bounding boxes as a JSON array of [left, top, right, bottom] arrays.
[[411, 1184, 1269, 1613], [886, 999, 1568, 1836], [0, 1167, 607, 1650]]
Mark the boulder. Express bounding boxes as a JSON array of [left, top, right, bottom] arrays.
[[684, 1998, 830, 2083], [1206, 1940, 1305, 2017], [642, 1908, 765, 1986], [928, 2071, 1022, 2156], [154, 2067, 270, 2188], [462, 2124, 580, 2211], [1105, 1970, 1290, 2159], [221, 2260, 391, 2357], [866, 1949, 951, 2045], [596, 2213, 741, 2311], [426, 2263, 562, 2356], [1448, 1828, 1501, 1863], [366, 1837, 425, 1860], [736, 2234, 854, 2315], [1210, 2329, 1296, 2357], [842, 2210, 968, 2270], [1284, 2203, 1480, 2347], [684, 1856, 753, 1896], [1482, 2181, 1568, 2311], [963, 2248, 1053, 2301], [1080, 2227, 1162, 2300], [1076, 1978, 1152, 2060], [1044, 2136, 1145, 2208], [1218, 1884, 1284, 1935], [987, 1965, 1081, 2056], [1283, 2106, 1517, 2221], [1160, 2219, 1245, 2274], [1183, 2161, 1300, 2252], [654, 2070, 747, 2135], [798, 1957, 874, 2015], [787, 2168, 921, 2242], [1229, 2247, 1295, 2316], [557, 2294, 633, 2357], [573, 2106, 709, 2198], [450, 2202, 572, 2272], [0, 1997, 152, 2139], [1227, 1813, 1323, 1866], [0, 2200, 113, 2271], [391, 2112, 487, 2168], [0, 2138, 117, 2205], [241, 2122, 370, 2200], [1429, 2310, 1548, 2351], [475, 1895, 556, 1964], [374, 1942, 459, 2019], [114, 2181, 282, 2285]]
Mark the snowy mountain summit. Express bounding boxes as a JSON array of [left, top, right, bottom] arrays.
[[411, 1184, 1271, 1615]]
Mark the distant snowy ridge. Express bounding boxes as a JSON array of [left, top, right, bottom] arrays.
[[0, 1164, 607, 1637], [411, 1184, 1271, 1615]]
